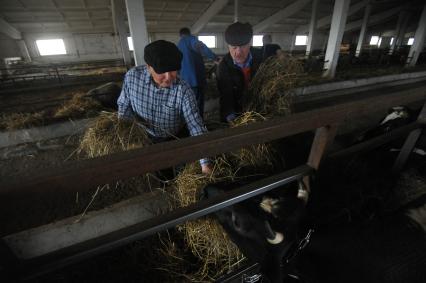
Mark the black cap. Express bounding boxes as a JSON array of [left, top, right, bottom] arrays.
[[225, 22, 253, 46], [144, 40, 183, 73]]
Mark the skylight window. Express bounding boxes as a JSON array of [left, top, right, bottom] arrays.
[[407, 38, 414, 45], [36, 39, 66, 56], [127, 37, 134, 51], [253, 35, 264, 47], [198, 36, 216, 48], [295, 35, 308, 46], [370, 36, 380, 45]]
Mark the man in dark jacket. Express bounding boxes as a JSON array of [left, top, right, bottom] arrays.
[[216, 22, 263, 123]]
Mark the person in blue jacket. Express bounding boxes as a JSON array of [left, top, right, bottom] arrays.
[[177, 27, 219, 118]]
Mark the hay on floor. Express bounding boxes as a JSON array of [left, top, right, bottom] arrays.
[[54, 92, 102, 119], [0, 111, 47, 131], [78, 111, 151, 158], [247, 52, 304, 116]]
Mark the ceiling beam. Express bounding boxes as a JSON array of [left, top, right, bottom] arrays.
[[253, 0, 311, 33], [191, 0, 230, 34], [345, 6, 401, 32], [0, 17, 22, 39], [295, 0, 369, 34]]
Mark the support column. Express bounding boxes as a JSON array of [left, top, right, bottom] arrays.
[[389, 11, 405, 54], [396, 12, 410, 48], [16, 40, 31, 62], [234, 0, 239, 22], [406, 3, 426, 67], [112, 0, 132, 68], [355, 1, 371, 57], [322, 0, 351, 79], [306, 0, 319, 57], [125, 0, 149, 66]]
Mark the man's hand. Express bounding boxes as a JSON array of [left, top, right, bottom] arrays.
[[201, 163, 213, 175]]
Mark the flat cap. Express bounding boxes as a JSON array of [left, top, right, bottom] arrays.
[[225, 22, 253, 46], [144, 40, 182, 73]]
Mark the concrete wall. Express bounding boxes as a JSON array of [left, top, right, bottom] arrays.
[[6, 29, 422, 64], [22, 32, 123, 63], [0, 38, 21, 59]]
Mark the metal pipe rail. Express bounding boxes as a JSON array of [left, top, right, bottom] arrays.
[[1, 85, 425, 195], [15, 165, 312, 279]]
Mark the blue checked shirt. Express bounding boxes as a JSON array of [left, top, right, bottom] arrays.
[[117, 66, 209, 165]]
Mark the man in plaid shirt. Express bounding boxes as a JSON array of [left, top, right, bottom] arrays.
[[117, 40, 212, 174]]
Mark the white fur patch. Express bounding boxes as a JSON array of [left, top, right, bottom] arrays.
[[297, 187, 309, 203], [267, 232, 284, 245], [260, 197, 279, 214], [406, 203, 426, 232], [413, 148, 426, 156], [380, 110, 407, 125]]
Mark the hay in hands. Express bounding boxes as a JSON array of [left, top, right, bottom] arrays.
[[78, 111, 151, 158], [0, 111, 47, 131], [229, 112, 276, 170], [247, 52, 304, 116], [54, 92, 102, 119], [171, 162, 243, 281]]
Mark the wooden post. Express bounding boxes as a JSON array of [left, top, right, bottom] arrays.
[[303, 124, 339, 190]]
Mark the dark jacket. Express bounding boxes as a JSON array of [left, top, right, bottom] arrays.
[[216, 48, 263, 122]]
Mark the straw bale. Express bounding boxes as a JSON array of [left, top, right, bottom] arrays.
[[54, 92, 102, 119], [247, 52, 304, 115], [78, 111, 151, 158]]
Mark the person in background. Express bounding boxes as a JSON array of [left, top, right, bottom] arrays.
[[216, 22, 263, 123], [117, 40, 212, 174], [262, 34, 281, 60], [178, 27, 219, 119]]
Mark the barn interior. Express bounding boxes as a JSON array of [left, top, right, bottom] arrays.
[[1, 0, 426, 282]]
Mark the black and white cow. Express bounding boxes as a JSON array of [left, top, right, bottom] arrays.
[[205, 105, 426, 283], [204, 180, 309, 283], [205, 171, 426, 283]]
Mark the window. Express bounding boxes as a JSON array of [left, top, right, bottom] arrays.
[[127, 37, 134, 51], [377, 37, 382, 47], [407, 38, 414, 45], [369, 36, 380, 45], [198, 35, 216, 48], [36, 39, 66, 56], [390, 37, 394, 45], [295, 35, 308, 46], [253, 35, 263, 47]]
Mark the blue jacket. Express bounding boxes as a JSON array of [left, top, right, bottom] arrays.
[[177, 35, 217, 87]]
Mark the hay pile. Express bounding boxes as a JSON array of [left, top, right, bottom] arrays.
[[230, 112, 276, 170], [78, 111, 151, 158], [0, 92, 103, 132], [54, 92, 102, 119], [0, 111, 47, 130], [247, 52, 304, 116], [171, 162, 243, 281]]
